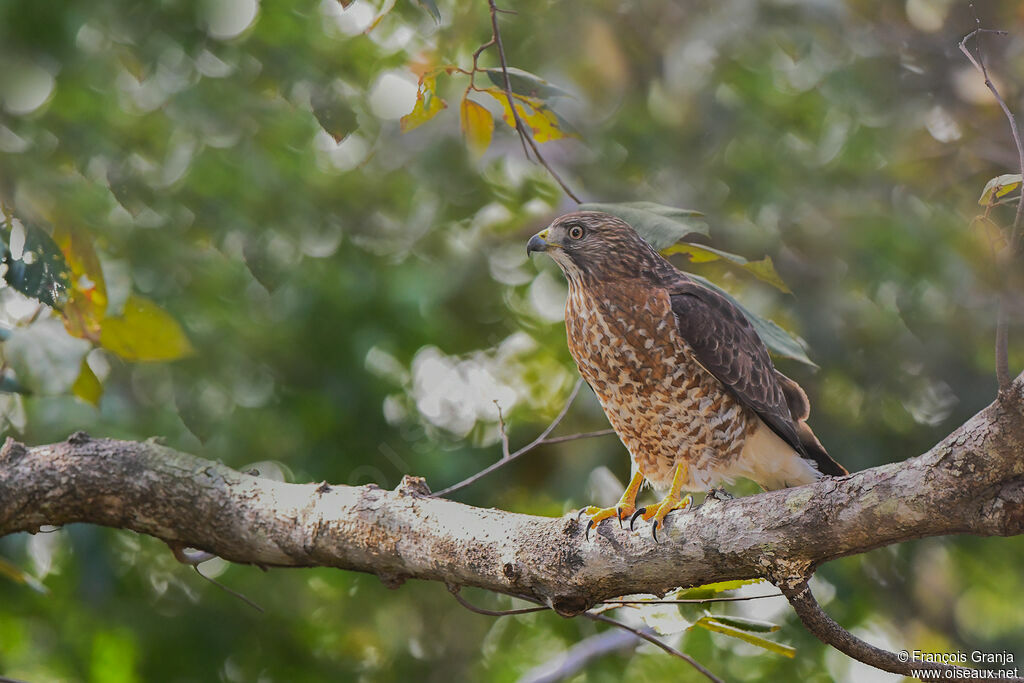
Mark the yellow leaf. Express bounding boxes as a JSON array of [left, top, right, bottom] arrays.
[[71, 357, 102, 407], [673, 578, 765, 598], [53, 226, 107, 341], [460, 97, 494, 160], [662, 242, 791, 293], [400, 76, 447, 133], [978, 173, 1023, 206], [483, 88, 572, 143], [99, 295, 194, 362], [662, 242, 720, 263], [742, 256, 791, 294]]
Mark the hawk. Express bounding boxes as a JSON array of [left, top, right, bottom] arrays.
[[527, 211, 847, 540]]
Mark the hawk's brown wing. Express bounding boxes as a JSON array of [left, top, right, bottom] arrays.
[[668, 278, 847, 477], [667, 279, 803, 454]]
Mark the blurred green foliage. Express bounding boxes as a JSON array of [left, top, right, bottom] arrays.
[[1, 0, 1023, 680]]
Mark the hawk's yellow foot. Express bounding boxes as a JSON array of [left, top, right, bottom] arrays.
[[629, 463, 692, 542], [580, 470, 644, 540]]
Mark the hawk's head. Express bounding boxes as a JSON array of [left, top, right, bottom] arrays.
[[527, 211, 662, 285]]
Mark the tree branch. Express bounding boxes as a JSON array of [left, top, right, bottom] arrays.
[[1, 375, 1023, 676], [775, 574, 1020, 681]]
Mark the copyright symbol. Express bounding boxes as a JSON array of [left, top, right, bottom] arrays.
[[898, 650, 909, 663]]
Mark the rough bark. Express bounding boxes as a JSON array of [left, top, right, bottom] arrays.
[[1, 376, 1022, 619]]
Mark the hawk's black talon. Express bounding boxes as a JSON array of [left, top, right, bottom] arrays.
[[616, 507, 624, 529], [630, 507, 646, 531], [651, 521, 660, 543], [585, 519, 595, 541], [576, 508, 588, 521]]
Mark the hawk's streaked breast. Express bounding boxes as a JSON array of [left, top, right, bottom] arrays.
[[566, 280, 757, 491]]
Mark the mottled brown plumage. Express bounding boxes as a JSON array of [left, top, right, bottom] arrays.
[[527, 211, 845, 535]]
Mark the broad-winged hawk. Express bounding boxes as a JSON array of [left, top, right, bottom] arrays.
[[527, 211, 847, 540]]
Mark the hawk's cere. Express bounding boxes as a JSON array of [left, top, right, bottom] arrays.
[[527, 211, 847, 540]]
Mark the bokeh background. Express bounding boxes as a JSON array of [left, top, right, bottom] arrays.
[[1, 0, 1023, 680]]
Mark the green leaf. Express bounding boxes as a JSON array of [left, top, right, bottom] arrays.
[[311, 88, 359, 143], [578, 202, 708, 249], [2, 219, 70, 308], [662, 242, 791, 293], [173, 371, 229, 443], [3, 319, 90, 395], [689, 274, 817, 367], [691, 616, 795, 657], [978, 173, 1022, 206], [242, 234, 286, 292], [107, 161, 158, 218], [412, 0, 440, 22], [485, 67, 571, 100], [99, 295, 194, 362], [71, 357, 102, 406]]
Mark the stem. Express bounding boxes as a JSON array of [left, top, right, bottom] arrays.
[[583, 612, 723, 682], [485, 0, 581, 202], [960, 26, 1023, 396]]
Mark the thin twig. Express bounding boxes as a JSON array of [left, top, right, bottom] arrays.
[[434, 377, 591, 497], [467, 32, 497, 93], [193, 564, 265, 614], [468, 3, 527, 159], [583, 612, 723, 683], [448, 584, 550, 616], [960, 18, 1024, 396], [169, 541, 264, 613], [518, 628, 639, 683], [537, 428, 615, 446], [486, 0, 581, 202], [601, 592, 785, 605], [450, 585, 721, 680]]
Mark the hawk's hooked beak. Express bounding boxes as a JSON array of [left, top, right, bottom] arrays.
[[527, 229, 550, 256]]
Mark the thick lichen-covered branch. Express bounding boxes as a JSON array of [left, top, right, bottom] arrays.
[[1, 377, 1022, 621]]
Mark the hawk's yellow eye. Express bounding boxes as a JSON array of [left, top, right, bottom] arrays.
[[568, 225, 585, 240]]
